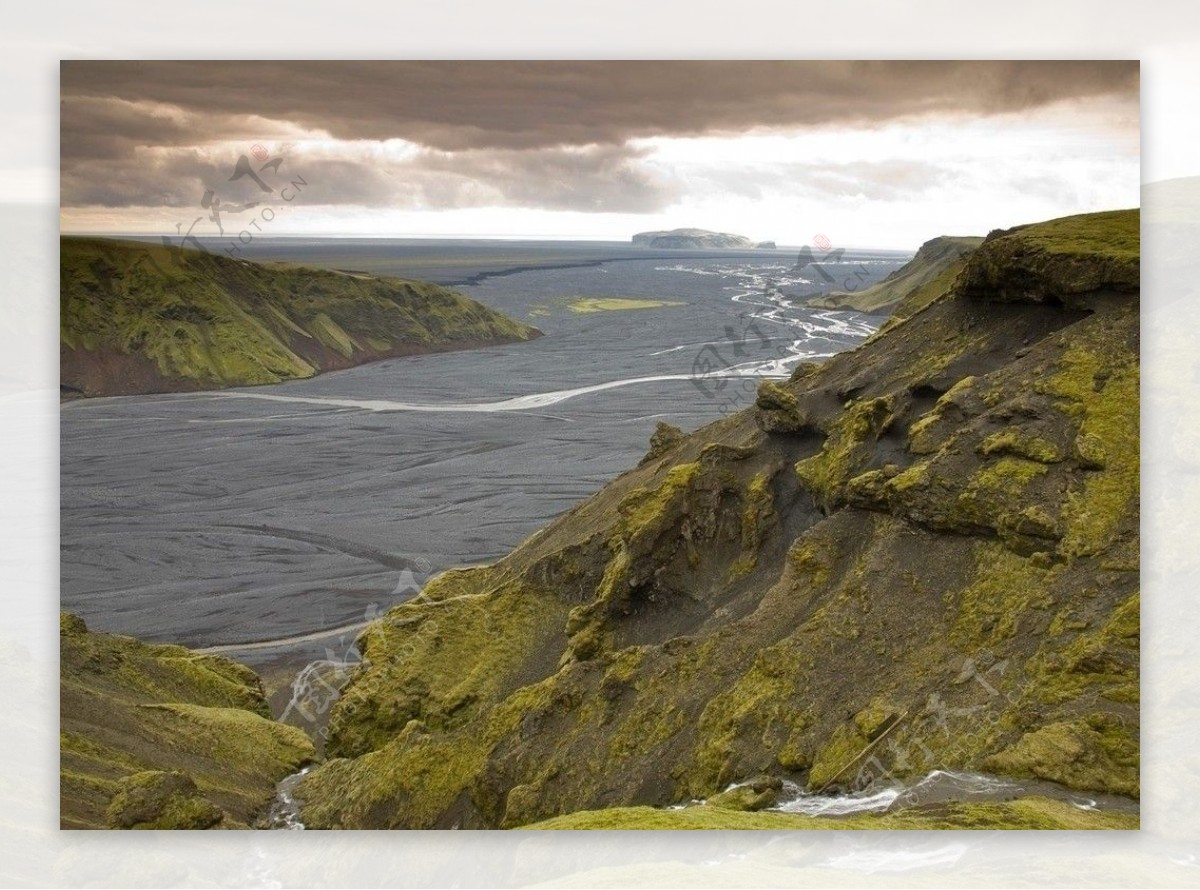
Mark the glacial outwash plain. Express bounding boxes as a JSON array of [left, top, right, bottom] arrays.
[[60, 209, 1140, 830]]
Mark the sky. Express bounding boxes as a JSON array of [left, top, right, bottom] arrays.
[[58, 61, 1140, 249]]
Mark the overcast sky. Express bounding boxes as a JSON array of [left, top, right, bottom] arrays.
[[59, 61, 1140, 249]]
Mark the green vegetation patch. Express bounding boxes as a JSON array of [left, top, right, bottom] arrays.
[[566, 297, 687, 313], [60, 236, 540, 395], [523, 796, 1137, 830]]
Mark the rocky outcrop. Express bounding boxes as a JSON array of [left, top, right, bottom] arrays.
[[60, 612, 315, 829], [60, 237, 541, 397], [290, 209, 1138, 830], [955, 210, 1139, 307], [632, 228, 762, 250], [640, 421, 685, 464]]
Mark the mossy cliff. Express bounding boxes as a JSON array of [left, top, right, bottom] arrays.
[[291, 209, 1139, 829], [60, 612, 315, 829], [808, 235, 984, 317], [60, 237, 541, 397]]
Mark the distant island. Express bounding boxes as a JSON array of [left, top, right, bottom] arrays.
[[633, 228, 775, 250]]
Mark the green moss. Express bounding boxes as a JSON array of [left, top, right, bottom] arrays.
[[906, 413, 944, 454], [105, 770, 226, 830], [328, 573, 568, 755], [951, 542, 1059, 646], [706, 776, 782, 811], [686, 640, 813, 795], [60, 236, 540, 395], [970, 456, 1048, 492], [310, 311, 357, 357], [1025, 591, 1139, 706], [795, 397, 895, 509], [1011, 210, 1140, 262], [755, 382, 809, 433], [807, 722, 872, 790], [937, 375, 978, 407], [854, 699, 901, 740], [956, 210, 1139, 305], [617, 463, 701, 539], [979, 428, 1064, 463], [59, 613, 315, 829], [602, 647, 646, 686], [1041, 344, 1139, 557], [522, 796, 1137, 830], [984, 715, 1139, 798], [887, 461, 931, 493], [786, 531, 838, 587], [732, 472, 776, 576]]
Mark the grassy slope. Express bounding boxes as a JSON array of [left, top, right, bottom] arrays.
[[293, 209, 1139, 830], [60, 236, 540, 397], [810, 235, 983, 315], [524, 796, 1137, 830], [60, 613, 315, 829]]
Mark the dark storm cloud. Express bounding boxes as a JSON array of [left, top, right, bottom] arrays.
[[59, 61, 1138, 211], [61, 142, 680, 213], [61, 61, 1138, 152]]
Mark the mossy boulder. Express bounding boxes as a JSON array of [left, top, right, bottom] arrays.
[[105, 771, 225, 830], [706, 775, 783, 811], [754, 381, 812, 434], [641, 421, 685, 464], [984, 714, 1139, 798]]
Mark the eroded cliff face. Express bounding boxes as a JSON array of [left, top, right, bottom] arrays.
[[297, 210, 1139, 829]]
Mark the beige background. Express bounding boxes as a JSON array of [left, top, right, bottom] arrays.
[[1, 4, 1190, 885]]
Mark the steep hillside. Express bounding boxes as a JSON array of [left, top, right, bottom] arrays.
[[809, 235, 983, 316], [294, 209, 1139, 829], [60, 613, 315, 829], [60, 237, 541, 397]]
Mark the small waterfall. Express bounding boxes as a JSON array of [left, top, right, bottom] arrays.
[[266, 766, 313, 830]]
